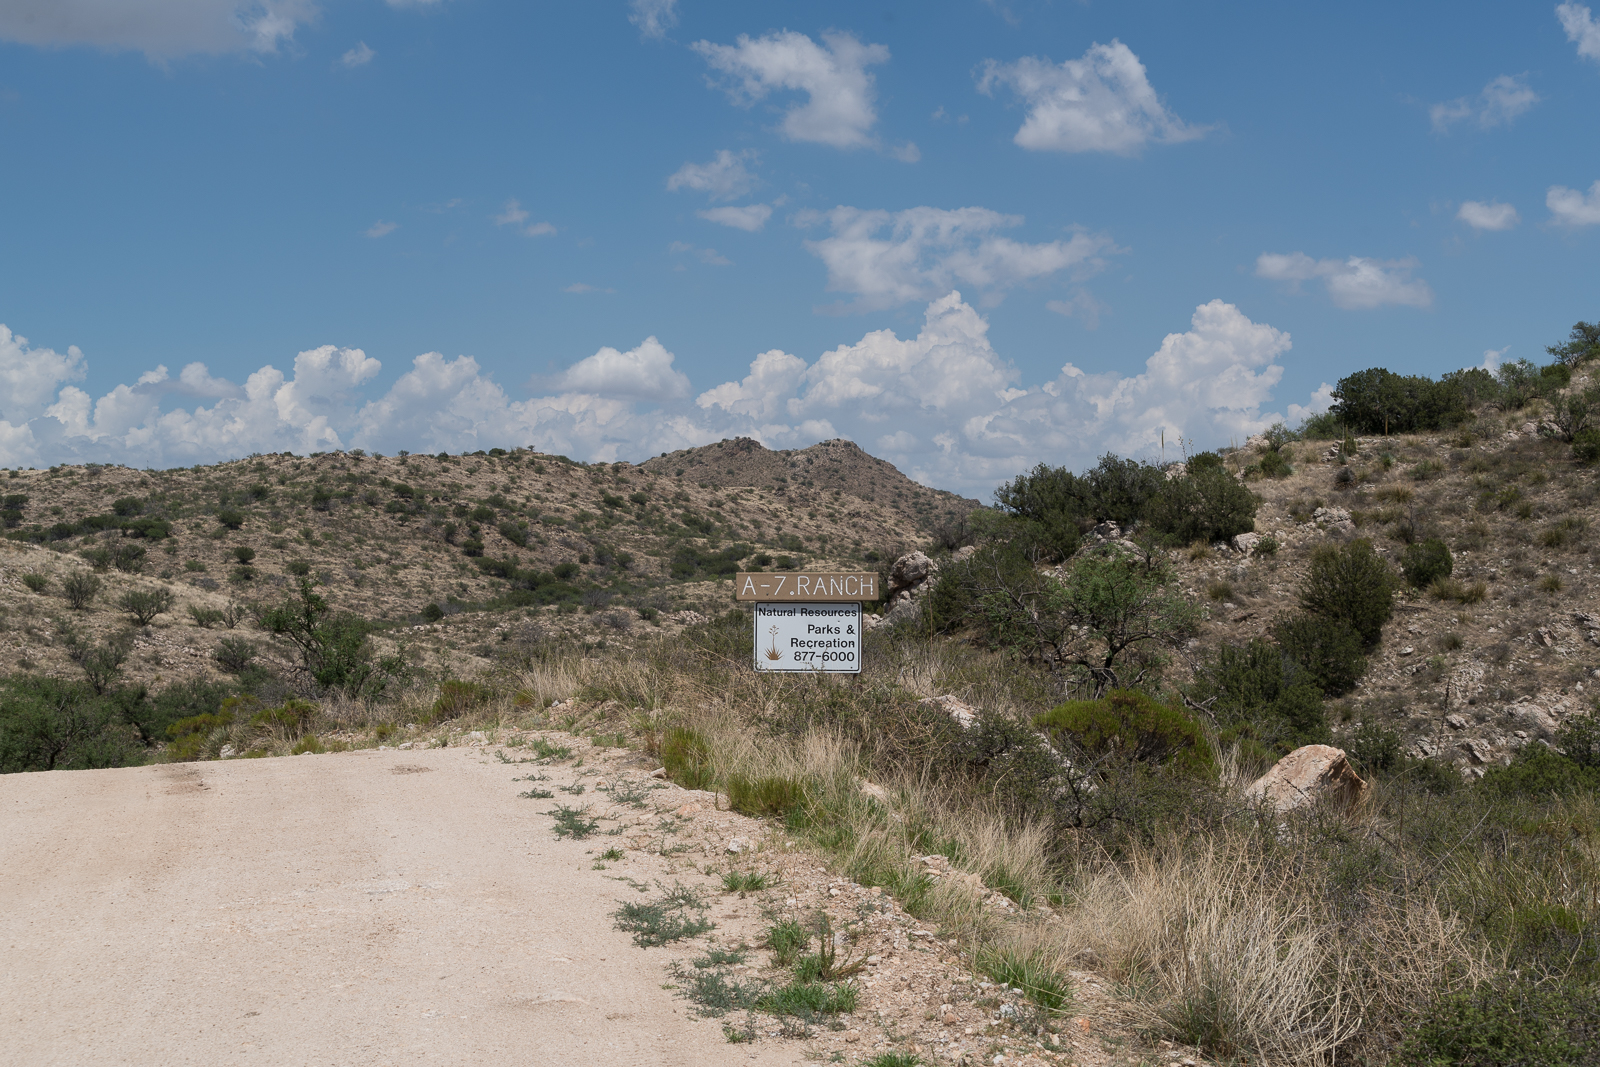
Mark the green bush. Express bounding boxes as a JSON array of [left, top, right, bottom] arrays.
[[214, 637, 257, 673], [1401, 538, 1454, 588], [21, 572, 48, 593], [61, 571, 101, 610], [249, 698, 318, 739], [0, 677, 144, 772], [660, 726, 715, 789], [420, 602, 444, 623], [1272, 614, 1367, 696], [726, 774, 806, 816], [1343, 722, 1404, 775], [1298, 538, 1397, 646], [1556, 712, 1600, 768], [1398, 979, 1600, 1066], [1478, 746, 1600, 798], [1187, 640, 1330, 756], [1573, 426, 1600, 466], [216, 506, 245, 529], [1144, 464, 1259, 545], [117, 587, 175, 626], [1257, 448, 1293, 479], [1035, 690, 1213, 776]]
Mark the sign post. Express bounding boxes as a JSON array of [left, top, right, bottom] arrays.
[[736, 572, 878, 675]]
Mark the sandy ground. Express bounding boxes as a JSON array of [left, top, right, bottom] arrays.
[[0, 748, 805, 1067]]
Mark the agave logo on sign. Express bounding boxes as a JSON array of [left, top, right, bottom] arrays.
[[752, 602, 863, 673]]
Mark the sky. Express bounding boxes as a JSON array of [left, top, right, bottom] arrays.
[[1, 0, 1597, 495]]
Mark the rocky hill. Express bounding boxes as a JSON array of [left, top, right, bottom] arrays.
[[0, 440, 977, 693]]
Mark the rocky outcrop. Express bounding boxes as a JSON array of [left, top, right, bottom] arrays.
[[919, 694, 980, 729], [1247, 744, 1369, 814]]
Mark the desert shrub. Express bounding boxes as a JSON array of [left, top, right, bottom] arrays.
[[991, 454, 1167, 561], [726, 774, 807, 817], [188, 605, 223, 628], [553, 561, 579, 580], [61, 571, 102, 610], [1573, 426, 1600, 466], [250, 698, 318, 739], [1257, 448, 1293, 479], [214, 637, 257, 673], [78, 630, 134, 695], [258, 578, 404, 699], [420, 602, 444, 623], [1272, 614, 1367, 696], [660, 726, 715, 789], [118, 587, 175, 626], [1343, 722, 1404, 776], [81, 546, 112, 571], [215, 506, 245, 529], [1035, 690, 1214, 777], [1478, 746, 1600, 798], [429, 679, 491, 722], [232, 546, 255, 565], [0, 677, 144, 773], [496, 521, 528, 547], [1144, 465, 1259, 545], [1400, 538, 1454, 588], [1298, 539, 1397, 646], [127, 678, 238, 746], [21, 573, 48, 593], [1187, 640, 1330, 756], [1398, 979, 1600, 1067]]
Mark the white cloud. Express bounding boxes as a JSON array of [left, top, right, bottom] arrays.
[[1456, 200, 1520, 230], [1045, 290, 1109, 329], [1548, 180, 1600, 226], [666, 150, 757, 201], [1255, 252, 1434, 310], [493, 199, 556, 237], [1480, 346, 1510, 372], [365, 220, 398, 238], [1558, 3, 1600, 62], [0, 0, 318, 59], [977, 41, 1206, 154], [629, 0, 677, 39], [697, 204, 773, 232], [693, 30, 889, 149], [669, 241, 731, 266], [0, 296, 1334, 495], [340, 41, 374, 68], [1430, 74, 1539, 132], [799, 206, 1117, 312]]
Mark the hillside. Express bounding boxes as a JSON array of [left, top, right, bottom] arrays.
[[0, 441, 977, 694]]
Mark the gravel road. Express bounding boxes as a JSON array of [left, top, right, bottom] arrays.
[[0, 748, 803, 1067]]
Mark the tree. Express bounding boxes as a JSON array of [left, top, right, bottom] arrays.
[[1546, 320, 1600, 367], [0, 677, 142, 773], [258, 578, 401, 698], [974, 547, 1200, 697], [61, 571, 102, 611], [118, 587, 175, 626], [1143, 464, 1259, 545]]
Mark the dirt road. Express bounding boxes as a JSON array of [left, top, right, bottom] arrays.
[[0, 748, 804, 1067]]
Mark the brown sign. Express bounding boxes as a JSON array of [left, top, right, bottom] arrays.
[[734, 572, 880, 602]]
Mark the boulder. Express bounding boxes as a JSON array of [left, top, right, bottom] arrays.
[[919, 694, 979, 729], [1246, 432, 1271, 452], [1246, 744, 1369, 813], [889, 550, 935, 593], [1232, 531, 1262, 555], [951, 545, 978, 563], [1505, 702, 1560, 734]]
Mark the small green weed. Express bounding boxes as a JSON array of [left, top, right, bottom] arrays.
[[546, 804, 600, 838], [756, 979, 858, 1017], [558, 782, 587, 795], [519, 787, 555, 799], [765, 918, 809, 967], [865, 1054, 924, 1067], [612, 883, 715, 947], [528, 737, 573, 762], [599, 847, 625, 861], [600, 780, 655, 807], [973, 946, 1072, 1011], [721, 871, 771, 895]]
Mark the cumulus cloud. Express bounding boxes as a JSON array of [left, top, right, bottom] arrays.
[[693, 30, 890, 149], [697, 204, 773, 232], [798, 206, 1117, 312], [1430, 74, 1539, 132], [628, 0, 677, 39], [493, 199, 556, 237], [1456, 200, 1520, 230], [0, 0, 317, 59], [666, 150, 757, 201], [0, 296, 1338, 494], [977, 41, 1206, 154], [1558, 3, 1600, 62], [1548, 180, 1600, 226], [1255, 252, 1433, 310], [340, 41, 374, 68]]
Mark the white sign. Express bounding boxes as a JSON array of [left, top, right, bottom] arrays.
[[753, 602, 862, 673]]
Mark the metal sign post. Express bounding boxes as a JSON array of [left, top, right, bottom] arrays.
[[736, 572, 877, 674]]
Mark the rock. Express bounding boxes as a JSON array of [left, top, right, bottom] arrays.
[[675, 803, 704, 817], [1535, 628, 1557, 648], [1399, 647, 1415, 657], [951, 545, 978, 562], [1574, 611, 1600, 632], [1232, 531, 1261, 555], [1246, 432, 1271, 452], [1446, 662, 1485, 709], [858, 779, 891, 804], [1445, 713, 1469, 730], [1506, 702, 1560, 734], [920, 694, 979, 729], [1412, 737, 1438, 759], [726, 836, 751, 854], [219, 744, 236, 758], [1246, 745, 1369, 813], [943, 1011, 960, 1025], [468, 731, 487, 743], [1462, 738, 1494, 765], [889, 551, 935, 593], [649, 766, 667, 778], [1089, 520, 1122, 542], [398, 741, 414, 750]]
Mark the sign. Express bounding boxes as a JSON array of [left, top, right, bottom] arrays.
[[735, 572, 879, 602], [753, 602, 862, 673]]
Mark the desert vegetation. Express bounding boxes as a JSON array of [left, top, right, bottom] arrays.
[[2, 320, 1599, 1064]]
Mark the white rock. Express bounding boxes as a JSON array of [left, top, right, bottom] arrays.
[[1232, 532, 1262, 555], [219, 744, 236, 758], [1445, 714, 1469, 730], [398, 741, 414, 750], [920, 694, 980, 728], [1247, 745, 1369, 814], [726, 836, 751, 854], [1462, 738, 1494, 764], [649, 766, 668, 778]]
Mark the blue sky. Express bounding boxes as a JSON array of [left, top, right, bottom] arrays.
[[1, 0, 1597, 493]]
